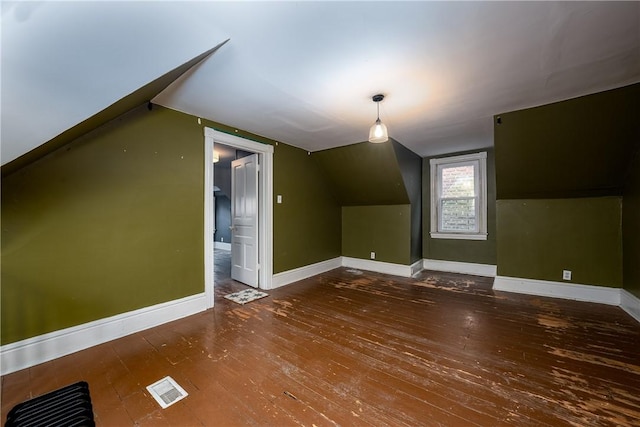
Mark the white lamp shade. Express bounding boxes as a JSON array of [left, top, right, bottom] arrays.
[[368, 119, 388, 143], [213, 151, 220, 163]]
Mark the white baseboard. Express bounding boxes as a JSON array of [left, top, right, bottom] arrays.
[[342, 257, 422, 278], [6, 268, 636, 376], [214, 241, 231, 251], [620, 289, 640, 323], [410, 259, 424, 277], [272, 257, 342, 289], [272, 257, 423, 287], [423, 259, 497, 277], [0, 293, 208, 376], [493, 276, 621, 306]]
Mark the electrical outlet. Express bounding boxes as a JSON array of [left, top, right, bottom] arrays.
[[370, 252, 376, 260], [221, 237, 224, 242], [562, 270, 572, 281], [277, 195, 282, 204]]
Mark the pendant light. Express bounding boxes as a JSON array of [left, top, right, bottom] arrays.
[[368, 94, 388, 143]]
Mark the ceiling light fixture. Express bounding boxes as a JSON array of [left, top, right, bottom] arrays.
[[368, 94, 388, 143]]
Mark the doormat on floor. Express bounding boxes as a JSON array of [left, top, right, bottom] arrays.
[[224, 288, 269, 305]]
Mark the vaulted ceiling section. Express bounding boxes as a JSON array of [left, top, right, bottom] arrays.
[[2, 1, 639, 168]]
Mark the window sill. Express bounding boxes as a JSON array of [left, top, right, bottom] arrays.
[[430, 232, 487, 241]]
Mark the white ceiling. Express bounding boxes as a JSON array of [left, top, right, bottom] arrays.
[[2, 1, 639, 165]]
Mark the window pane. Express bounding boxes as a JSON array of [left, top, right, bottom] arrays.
[[440, 198, 476, 232], [430, 152, 486, 239], [441, 165, 475, 198]]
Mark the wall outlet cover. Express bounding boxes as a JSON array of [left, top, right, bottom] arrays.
[[370, 252, 376, 260], [562, 270, 572, 281]]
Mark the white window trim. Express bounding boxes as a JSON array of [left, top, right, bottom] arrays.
[[430, 152, 487, 240]]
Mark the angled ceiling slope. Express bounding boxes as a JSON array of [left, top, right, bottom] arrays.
[[3, 2, 639, 163], [313, 140, 410, 206], [494, 82, 640, 199], [2, 41, 229, 177], [150, 2, 640, 157]]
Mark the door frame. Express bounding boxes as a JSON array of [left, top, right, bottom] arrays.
[[204, 127, 274, 308]]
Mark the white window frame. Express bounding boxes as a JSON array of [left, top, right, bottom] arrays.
[[430, 152, 487, 240]]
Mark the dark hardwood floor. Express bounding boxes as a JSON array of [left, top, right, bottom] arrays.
[[2, 251, 639, 426]]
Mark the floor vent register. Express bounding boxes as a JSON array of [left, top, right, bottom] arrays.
[[146, 376, 188, 409]]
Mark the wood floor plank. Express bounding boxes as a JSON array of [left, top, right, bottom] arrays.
[[2, 254, 639, 426]]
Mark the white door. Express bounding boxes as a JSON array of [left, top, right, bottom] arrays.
[[231, 154, 259, 287]]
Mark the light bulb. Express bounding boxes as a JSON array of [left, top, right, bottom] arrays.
[[368, 119, 388, 143], [374, 123, 384, 138]]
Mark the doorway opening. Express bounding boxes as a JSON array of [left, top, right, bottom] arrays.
[[204, 128, 274, 308], [211, 145, 255, 285]]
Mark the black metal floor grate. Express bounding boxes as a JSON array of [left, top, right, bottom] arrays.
[[5, 381, 94, 427]]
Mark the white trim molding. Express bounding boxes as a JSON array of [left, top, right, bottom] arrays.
[[493, 276, 621, 306], [423, 259, 496, 277], [273, 257, 342, 289], [342, 257, 423, 278], [620, 290, 640, 324], [204, 128, 274, 291], [410, 259, 424, 277], [0, 293, 208, 376], [204, 134, 215, 308], [430, 151, 488, 241], [214, 241, 232, 251]]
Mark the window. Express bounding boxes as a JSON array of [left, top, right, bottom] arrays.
[[430, 152, 487, 240]]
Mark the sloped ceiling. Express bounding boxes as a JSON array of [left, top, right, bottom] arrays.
[[2, 1, 639, 166], [1, 41, 228, 175], [313, 140, 410, 206], [494, 82, 640, 199]]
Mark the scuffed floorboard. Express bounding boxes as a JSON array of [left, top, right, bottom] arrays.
[[2, 262, 639, 426]]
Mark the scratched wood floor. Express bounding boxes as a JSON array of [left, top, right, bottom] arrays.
[[2, 250, 640, 426]]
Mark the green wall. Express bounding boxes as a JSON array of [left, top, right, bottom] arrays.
[[393, 142, 423, 263], [1, 106, 342, 344], [342, 205, 411, 265], [313, 141, 409, 205], [496, 198, 623, 286], [200, 122, 342, 274], [313, 140, 421, 265], [272, 143, 342, 273], [623, 148, 640, 298], [494, 83, 639, 288], [2, 106, 204, 344], [422, 148, 497, 265], [495, 83, 639, 199]]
